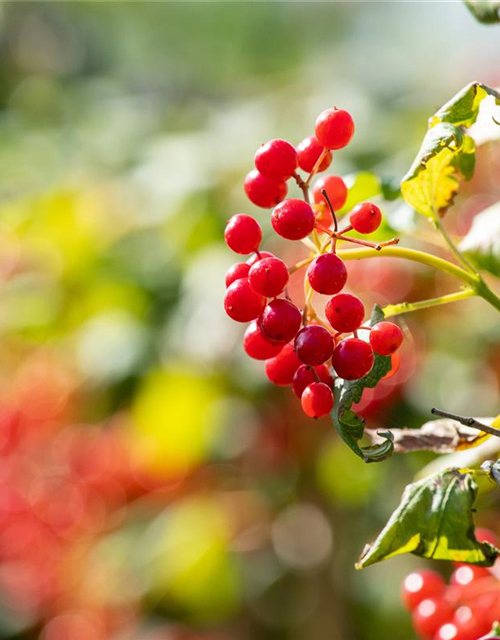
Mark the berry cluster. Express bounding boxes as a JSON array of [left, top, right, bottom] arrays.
[[224, 108, 403, 418], [402, 529, 500, 640]]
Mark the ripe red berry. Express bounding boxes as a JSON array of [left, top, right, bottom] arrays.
[[224, 214, 262, 254], [350, 202, 382, 234], [412, 598, 454, 640], [292, 364, 333, 398], [312, 175, 348, 212], [260, 298, 302, 344], [255, 139, 298, 181], [225, 262, 250, 288], [369, 322, 404, 356], [247, 251, 275, 266], [307, 253, 347, 295], [325, 293, 365, 333], [294, 325, 334, 366], [301, 382, 334, 418], [296, 136, 332, 173], [249, 256, 289, 297], [401, 570, 446, 611], [453, 606, 492, 640], [332, 338, 374, 380], [244, 169, 287, 208], [243, 321, 284, 360], [271, 199, 315, 241], [224, 278, 266, 323], [265, 342, 301, 386], [315, 108, 355, 150], [450, 564, 489, 587]]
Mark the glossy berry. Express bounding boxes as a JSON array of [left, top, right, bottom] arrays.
[[244, 169, 288, 209], [452, 606, 492, 640], [224, 214, 262, 254], [260, 298, 302, 344], [247, 251, 275, 266], [325, 293, 365, 333], [412, 598, 454, 640], [450, 564, 490, 586], [224, 278, 266, 323], [350, 202, 382, 234], [271, 199, 315, 241], [225, 262, 250, 288], [369, 322, 404, 356], [296, 136, 332, 173], [292, 364, 333, 398], [332, 338, 374, 380], [244, 322, 283, 360], [255, 139, 298, 181], [315, 108, 355, 150], [312, 175, 348, 212], [401, 570, 446, 611], [265, 342, 301, 386], [249, 256, 289, 297], [301, 382, 334, 418], [294, 325, 334, 366], [307, 253, 347, 295]]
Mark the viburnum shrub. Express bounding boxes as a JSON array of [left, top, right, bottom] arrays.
[[224, 81, 500, 635]]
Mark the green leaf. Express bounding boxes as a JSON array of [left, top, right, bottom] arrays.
[[430, 82, 500, 128], [401, 123, 466, 221], [331, 305, 393, 463], [356, 468, 500, 569], [464, 1, 500, 24], [459, 201, 500, 276]]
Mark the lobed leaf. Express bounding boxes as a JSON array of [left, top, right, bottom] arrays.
[[356, 468, 500, 569], [459, 201, 500, 276], [330, 305, 393, 463], [463, 1, 500, 24]]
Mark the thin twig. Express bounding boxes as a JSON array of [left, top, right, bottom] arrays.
[[320, 189, 338, 232], [431, 408, 500, 439]]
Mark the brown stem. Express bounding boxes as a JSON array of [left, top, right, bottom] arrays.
[[431, 408, 500, 439], [293, 171, 310, 204], [305, 148, 329, 187], [320, 189, 338, 232]]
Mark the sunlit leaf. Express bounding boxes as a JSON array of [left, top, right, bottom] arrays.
[[460, 201, 500, 276], [464, 0, 500, 24], [430, 81, 500, 128], [356, 469, 500, 569], [331, 305, 393, 463]]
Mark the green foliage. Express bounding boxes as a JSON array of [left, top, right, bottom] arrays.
[[464, 0, 500, 24], [430, 82, 500, 128], [460, 202, 500, 276], [356, 469, 500, 569], [331, 305, 394, 463]]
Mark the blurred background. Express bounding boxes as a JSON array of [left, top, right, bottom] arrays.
[[0, 2, 499, 639]]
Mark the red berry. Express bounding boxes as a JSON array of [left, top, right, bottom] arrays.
[[325, 293, 365, 333], [315, 108, 355, 150], [249, 257, 289, 297], [307, 253, 347, 295], [224, 278, 266, 323], [294, 325, 334, 366], [369, 322, 404, 356], [224, 214, 262, 254], [243, 321, 283, 360], [301, 382, 334, 418], [271, 199, 315, 241], [450, 565, 489, 587], [332, 338, 374, 380], [265, 342, 301, 386], [255, 139, 298, 181], [244, 169, 287, 208], [247, 251, 275, 266], [296, 136, 332, 173], [452, 606, 492, 640], [260, 298, 302, 344], [225, 262, 250, 288], [350, 202, 382, 234], [292, 364, 333, 398], [401, 570, 446, 611], [412, 598, 454, 640], [312, 175, 348, 212]]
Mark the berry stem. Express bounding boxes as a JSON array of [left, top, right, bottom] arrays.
[[289, 256, 315, 274], [433, 215, 478, 275], [382, 288, 475, 318], [336, 234, 399, 251], [293, 171, 311, 204], [430, 408, 500, 439], [320, 188, 338, 232], [304, 148, 330, 187]]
